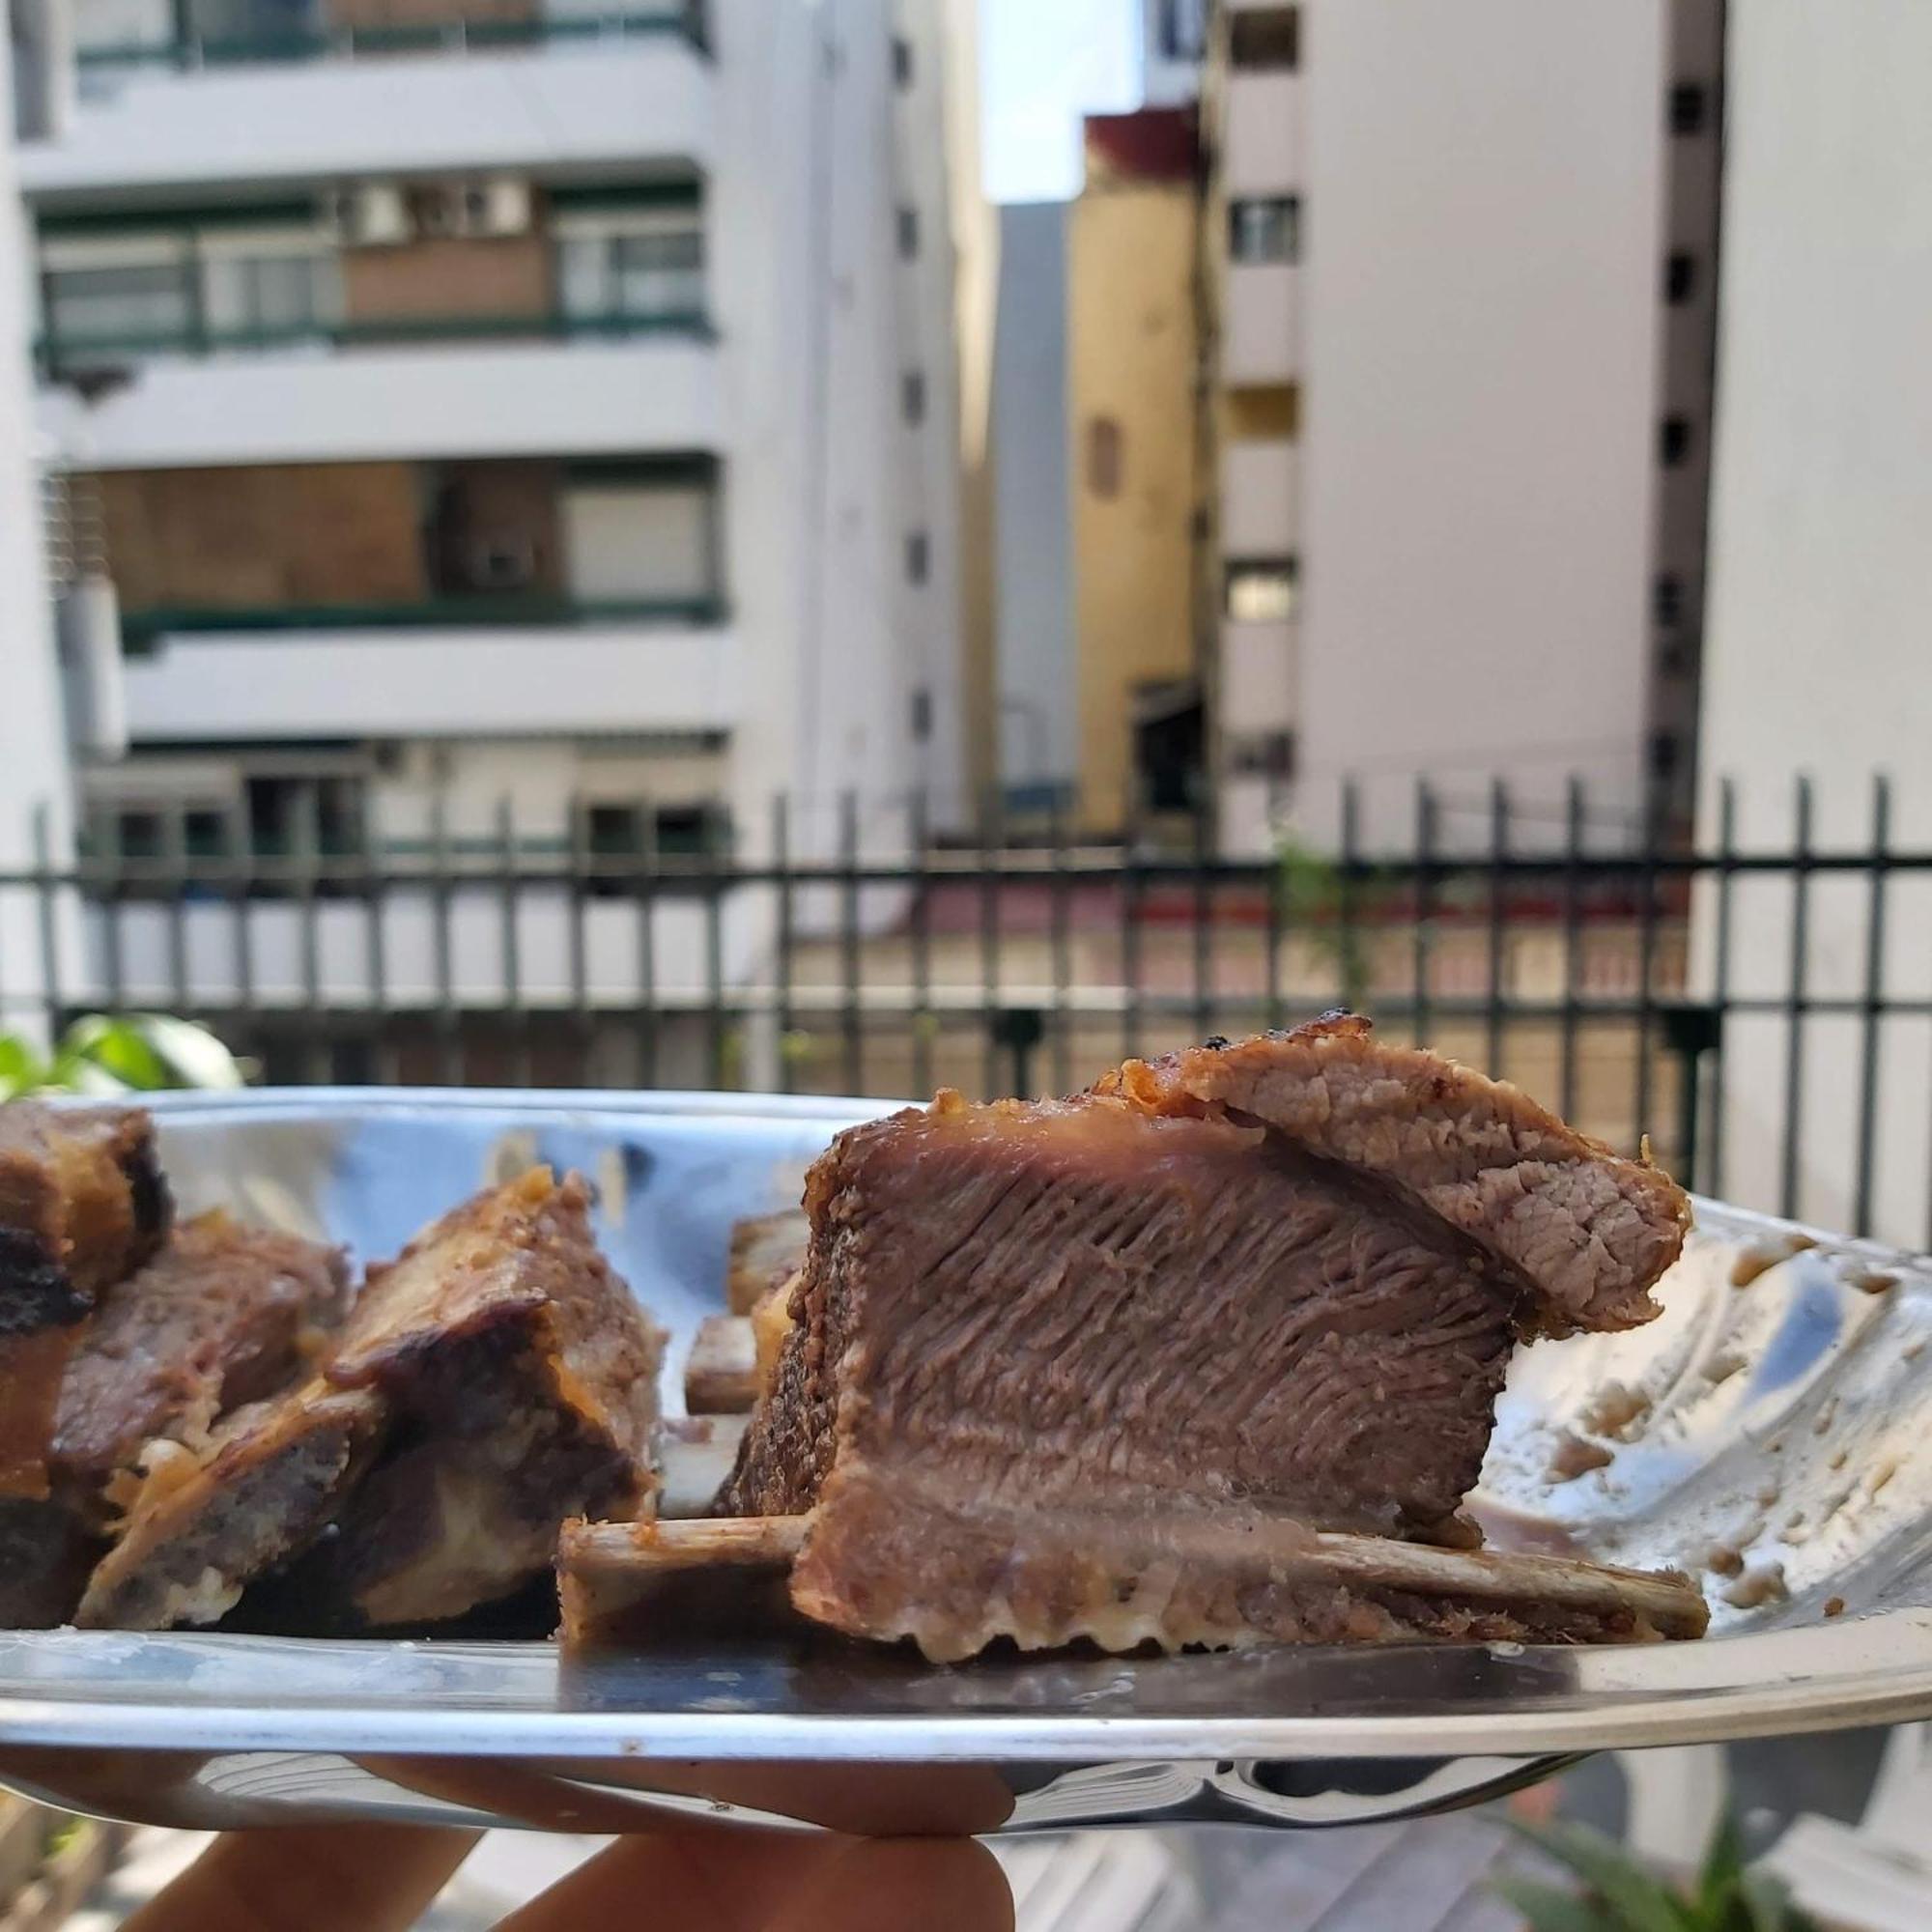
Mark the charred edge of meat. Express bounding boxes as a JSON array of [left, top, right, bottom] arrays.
[[0, 1229, 92, 1332], [119, 1135, 175, 1267]]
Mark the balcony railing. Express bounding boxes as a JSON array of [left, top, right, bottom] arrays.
[[36, 305, 714, 376], [74, 6, 708, 72], [120, 592, 727, 654]]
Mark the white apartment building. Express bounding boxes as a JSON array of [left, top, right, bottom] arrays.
[[1690, 0, 1932, 1251], [1198, 0, 1722, 857], [5, 0, 980, 1076]]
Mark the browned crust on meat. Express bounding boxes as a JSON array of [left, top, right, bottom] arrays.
[[1094, 1016, 1689, 1334], [0, 1103, 171, 1497]]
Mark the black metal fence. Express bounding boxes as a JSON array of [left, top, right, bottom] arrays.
[[4, 777, 1929, 1249]]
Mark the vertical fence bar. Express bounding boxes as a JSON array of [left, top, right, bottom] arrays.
[[1559, 778, 1583, 1123], [704, 802, 728, 1091], [225, 804, 254, 1071], [1634, 784, 1661, 1154], [32, 806, 60, 1043], [1410, 779, 1435, 1046], [1049, 794, 1072, 1094], [1779, 775, 1812, 1221], [1853, 774, 1890, 1238], [1264, 825, 1285, 1033], [1484, 778, 1508, 1079], [979, 784, 1001, 1100], [773, 795, 795, 1095], [909, 790, 933, 1100], [362, 796, 394, 1084], [634, 795, 659, 1089], [1191, 793, 1213, 1041], [565, 796, 591, 1087], [163, 802, 189, 1022], [1122, 781, 1144, 1062], [99, 803, 127, 1015], [839, 790, 862, 1095], [430, 784, 460, 1087], [294, 781, 326, 1086], [1338, 778, 1361, 1017], [1707, 779, 1736, 1201], [497, 797, 528, 1089]]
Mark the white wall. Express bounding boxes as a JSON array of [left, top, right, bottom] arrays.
[[1692, 0, 1932, 1247], [0, 29, 74, 1041], [1292, 0, 1666, 854]]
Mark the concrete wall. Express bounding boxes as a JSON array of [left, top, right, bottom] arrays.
[[1068, 182, 1200, 832], [1294, 0, 1667, 854], [0, 28, 73, 1041], [1692, 0, 1932, 1246], [990, 199, 1075, 795]]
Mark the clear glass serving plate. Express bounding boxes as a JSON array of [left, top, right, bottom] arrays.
[[0, 1088, 1928, 1835]]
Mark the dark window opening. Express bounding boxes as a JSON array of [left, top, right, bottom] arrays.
[[1660, 416, 1693, 467], [1654, 574, 1684, 628], [184, 808, 228, 858], [1649, 730, 1681, 780], [906, 530, 930, 584], [245, 774, 364, 859], [901, 369, 926, 424], [1154, 0, 1208, 61], [910, 687, 933, 742], [1230, 7, 1298, 71], [1669, 83, 1710, 135], [1229, 730, 1295, 781], [891, 34, 912, 87], [116, 810, 164, 861], [1086, 416, 1122, 498], [895, 205, 920, 259], [1229, 195, 1299, 265], [1664, 251, 1696, 304]]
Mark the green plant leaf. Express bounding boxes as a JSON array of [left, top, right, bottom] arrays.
[[1695, 1808, 1746, 1916], [129, 1013, 244, 1090], [1506, 1820, 1699, 1932], [59, 1015, 175, 1091], [0, 1034, 48, 1098], [1736, 1868, 1827, 1932], [1492, 1873, 1622, 1932]]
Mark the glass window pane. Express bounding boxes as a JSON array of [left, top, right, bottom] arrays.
[[1226, 560, 1297, 623], [46, 264, 190, 344]]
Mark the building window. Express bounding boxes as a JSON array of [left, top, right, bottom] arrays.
[[901, 369, 926, 424], [1230, 7, 1299, 71], [1669, 83, 1710, 135], [1648, 729, 1681, 780], [1085, 416, 1122, 498], [1229, 196, 1299, 266], [1225, 557, 1297, 623], [43, 260, 194, 351], [891, 34, 912, 86], [556, 217, 705, 324], [1228, 731, 1295, 780], [906, 530, 930, 583], [910, 687, 932, 742], [1154, 0, 1208, 62], [559, 458, 722, 608], [895, 206, 920, 259], [1654, 574, 1684, 628], [1659, 415, 1693, 467], [1664, 251, 1696, 305]]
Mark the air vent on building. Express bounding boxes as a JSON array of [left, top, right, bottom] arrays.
[[324, 184, 411, 248], [414, 179, 531, 241]]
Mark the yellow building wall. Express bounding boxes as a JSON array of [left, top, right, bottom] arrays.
[[1068, 184, 1202, 834]]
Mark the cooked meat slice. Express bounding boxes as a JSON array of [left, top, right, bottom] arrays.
[[74, 1169, 664, 1634], [75, 1382, 384, 1631], [54, 1212, 350, 1511], [270, 1167, 664, 1628], [726, 1210, 809, 1316], [559, 1516, 808, 1647], [0, 1102, 170, 1497], [0, 1498, 101, 1628], [788, 1469, 1709, 1662], [685, 1315, 759, 1414], [719, 1023, 1695, 1657], [1095, 1015, 1689, 1334]]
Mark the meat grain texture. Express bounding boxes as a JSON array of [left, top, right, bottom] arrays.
[[722, 1016, 1697, 1659]]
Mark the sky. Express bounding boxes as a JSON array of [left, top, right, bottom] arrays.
[[978, 0, 1142, 204]]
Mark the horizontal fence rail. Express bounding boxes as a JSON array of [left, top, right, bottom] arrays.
[[4, 777, 1930, 1253]]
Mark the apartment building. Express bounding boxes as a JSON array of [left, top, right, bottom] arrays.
[[1072, 0, 1725, 855], [11, 0, 979, 881]]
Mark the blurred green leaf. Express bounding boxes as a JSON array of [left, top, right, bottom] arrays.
[[129, 1013, 244, 1090], [1695, 1809, 1746, 1915], [1506, 1821, 1699, 1932], [0, 1035, 47, 1099], [60, 1015, 175, 1091], [1492, 1874, 1622, 1932], [0, 1014, 243, 1097]]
